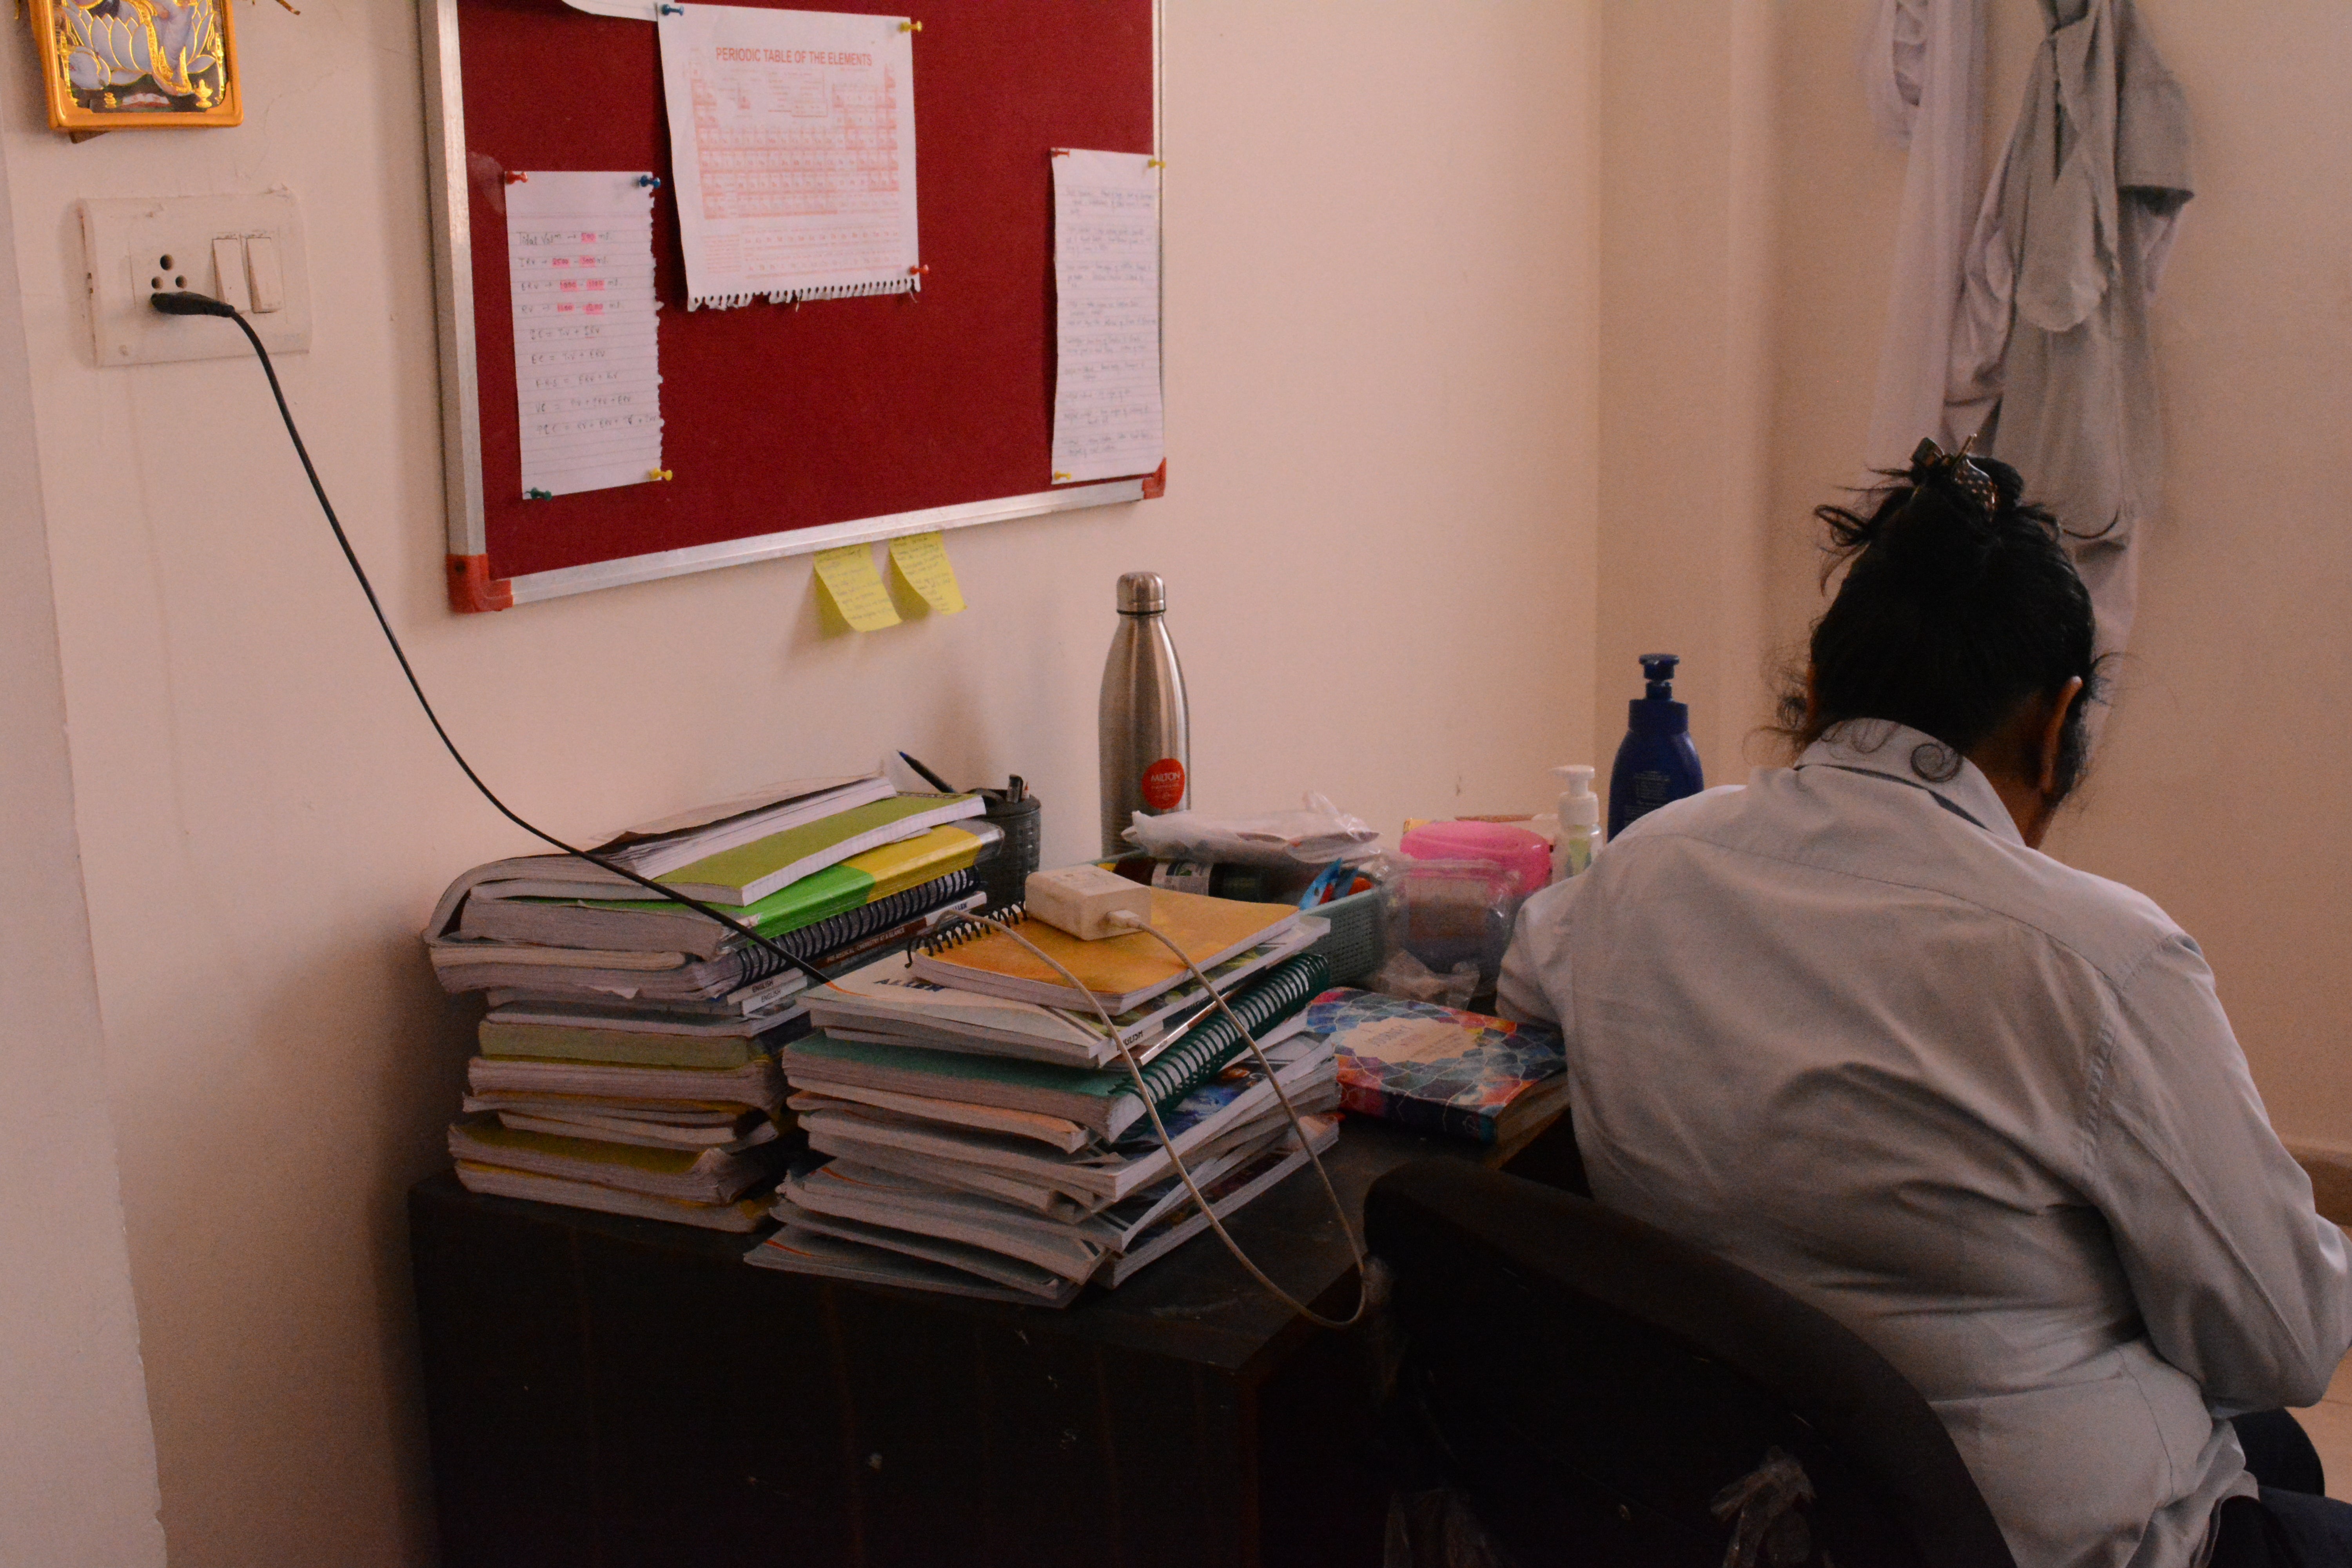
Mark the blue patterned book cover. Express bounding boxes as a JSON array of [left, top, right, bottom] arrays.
[[1302, 988, 1565, 1144]]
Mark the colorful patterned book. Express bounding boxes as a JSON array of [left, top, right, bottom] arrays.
[[1303, 988, 1568, 1145]]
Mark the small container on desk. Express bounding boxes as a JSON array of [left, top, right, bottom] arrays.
[[1305, 887, 1384, 986], [977, 777, 1041, 913]]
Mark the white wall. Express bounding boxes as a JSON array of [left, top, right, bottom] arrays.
[[1763, 1, 2352, 1148], [0, 2, 1599, 1560], [0, 142, 166, 1568], [1598, 0, 1780, 780]]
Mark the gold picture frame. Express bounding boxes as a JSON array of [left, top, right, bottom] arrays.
[[29, 0, 241, 132]]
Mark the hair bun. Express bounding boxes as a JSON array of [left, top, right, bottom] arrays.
[[1875, 492, 2000, 592]]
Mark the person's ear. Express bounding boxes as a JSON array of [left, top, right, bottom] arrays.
[[2034, 677, 2086, 795]]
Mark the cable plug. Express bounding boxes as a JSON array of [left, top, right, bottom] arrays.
[[151, 290, 241, 318]]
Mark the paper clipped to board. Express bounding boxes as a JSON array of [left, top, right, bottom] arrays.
[[505, 172, 666, 499], [1051, 149, 1164, 485], [657, 5, 922, 311], [888, 531, 965, 615], [813, 544, 902, 631]]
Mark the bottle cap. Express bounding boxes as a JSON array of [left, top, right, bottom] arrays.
[[1639, 653, 1680, 700], [1116, 571, 1167, 613], [1552, 764, 1600, 828]]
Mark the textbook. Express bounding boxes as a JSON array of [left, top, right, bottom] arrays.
[[468, 1054, 787, 1115], [430, 940, 812, 1003], [760, 1209, 1086, 1305], [780, 953, 1331, 1138], [631, 793, 986, 906], [447, 1119, 783, 1203], [459, 1163, 777, 1232], [458, 834, 993, 957], [479, 1009, 809, 1069], [439, 889, 983, 1012], [808, 920, 1325, 1065], [907, 888, 1300, 1013], [746, 1222, 1083, 1305], [784, 1015, 1314, 1151], [421, 795, 988, 939], [1303, 988, 1570, 1147], [799, 1036, 1339, 1204], [594, 773, 895, 877]]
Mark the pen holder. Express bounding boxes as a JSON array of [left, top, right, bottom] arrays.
[[979, 793, 1042, 913]]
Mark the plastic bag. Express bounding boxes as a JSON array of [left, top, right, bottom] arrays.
[[1365, 949, 1482, 1011], [1121, 792, 1380, 867]]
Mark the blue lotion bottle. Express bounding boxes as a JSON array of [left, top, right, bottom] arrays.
[[1608, 653, 1705, 839]]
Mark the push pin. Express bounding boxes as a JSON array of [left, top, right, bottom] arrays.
[[647, 468, 674, 482], [1052, 472, 1073, 483], [505, 170, 529, 185], [524, 488, 553, 500], [899, 18, 921, 31], [1147, 158, 1165, 168], [636, 174, 662, 189], [658, 3, 682, 12]]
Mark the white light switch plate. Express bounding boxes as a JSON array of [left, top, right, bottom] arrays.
[[81, 191, 312, 367]]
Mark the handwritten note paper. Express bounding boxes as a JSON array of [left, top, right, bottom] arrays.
[[813, 543, 902, 630], [888, 531, 965, 614], [1051, 149, 1163, 485], [658, 5, 920, 310], [505, 172, 664, 498]]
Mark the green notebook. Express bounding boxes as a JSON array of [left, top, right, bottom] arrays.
[[656, 793, 985, 906], [782, 954, 1331, 1138]]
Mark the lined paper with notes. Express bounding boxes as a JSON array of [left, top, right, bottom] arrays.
[[505, 171, 665, 497], [1051, 149, 1164, 485], [657, 4, 921, 311]]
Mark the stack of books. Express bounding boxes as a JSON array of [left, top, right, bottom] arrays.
[[747, 889, 1345, 1303], [425, 774, 998, 1230]]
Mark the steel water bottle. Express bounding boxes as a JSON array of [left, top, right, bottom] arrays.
[[1099, 571, 1191, 857]]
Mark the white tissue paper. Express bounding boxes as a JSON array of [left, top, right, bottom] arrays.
[[1121, 793, 1380, 868]]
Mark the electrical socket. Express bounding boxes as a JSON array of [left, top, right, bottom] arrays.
[[82, 191, 312, 367]]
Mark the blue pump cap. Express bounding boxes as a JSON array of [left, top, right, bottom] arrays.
[[1639, 653, 1680, 700]]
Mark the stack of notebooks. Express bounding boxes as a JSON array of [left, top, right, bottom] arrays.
[[749, 889, 1344, 1304], [425, 773, 999, 1230]]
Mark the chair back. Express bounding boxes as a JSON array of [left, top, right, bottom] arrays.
[[1366, 1160, 2018, 1568]]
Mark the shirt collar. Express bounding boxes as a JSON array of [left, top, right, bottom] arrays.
[[1795, 720, 2024, 846]]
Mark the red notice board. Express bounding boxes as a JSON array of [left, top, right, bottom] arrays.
[[419, 0, 1160, 611]]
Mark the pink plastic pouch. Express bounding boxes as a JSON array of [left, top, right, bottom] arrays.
[[1397, 820, 1551, 895]]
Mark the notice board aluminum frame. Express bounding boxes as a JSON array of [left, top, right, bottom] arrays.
[[418, 0, 1163, 612]]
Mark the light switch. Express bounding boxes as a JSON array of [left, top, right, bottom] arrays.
[[210, 236, 251, 312], [82, 191, 311, 365], [244, 234, 285, 314]]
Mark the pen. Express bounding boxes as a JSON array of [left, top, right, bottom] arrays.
[[898, 751, 958, 793]]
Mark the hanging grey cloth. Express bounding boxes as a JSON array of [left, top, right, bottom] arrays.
[[1945, 0, 2191, 666]]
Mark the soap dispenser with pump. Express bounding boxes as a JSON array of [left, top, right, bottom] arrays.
[[1607, 653, 1704, 839], [1552, 765, 1601, 880]]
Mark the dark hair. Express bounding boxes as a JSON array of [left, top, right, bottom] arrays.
[[1778, 446, 2103, 800]]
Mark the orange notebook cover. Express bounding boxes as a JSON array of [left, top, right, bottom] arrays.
[[906, 889, 1301, 1012]]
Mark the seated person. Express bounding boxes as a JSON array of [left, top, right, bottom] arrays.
[[1499, 444, 2352, 1568]]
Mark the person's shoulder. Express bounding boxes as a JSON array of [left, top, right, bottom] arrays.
[[1606, 783, 1750, 846], [1982, 840, 2190, 983]]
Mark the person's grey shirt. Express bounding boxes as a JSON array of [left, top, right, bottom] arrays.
[[1500, 722, 2347, 1568]]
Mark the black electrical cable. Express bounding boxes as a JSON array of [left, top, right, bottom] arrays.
[[150, 290, 824, 983]]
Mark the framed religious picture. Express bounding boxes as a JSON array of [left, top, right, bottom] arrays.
[[29, 0, 241, 132]]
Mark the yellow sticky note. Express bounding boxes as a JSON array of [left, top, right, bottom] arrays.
[[812, 544, 902, 631], [888, 530, 967, 615]]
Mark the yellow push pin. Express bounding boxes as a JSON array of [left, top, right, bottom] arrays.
[[899, 18, 921, 31], [647, 468, 673, 482]]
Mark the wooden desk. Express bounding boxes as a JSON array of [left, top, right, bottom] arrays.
[[410, 1120, 1543, 1568]]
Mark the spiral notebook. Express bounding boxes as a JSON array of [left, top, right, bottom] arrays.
[[906, 889, 1302, 1013]]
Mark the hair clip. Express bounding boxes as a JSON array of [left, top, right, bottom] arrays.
[[1909, 435, 1999, 515]]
